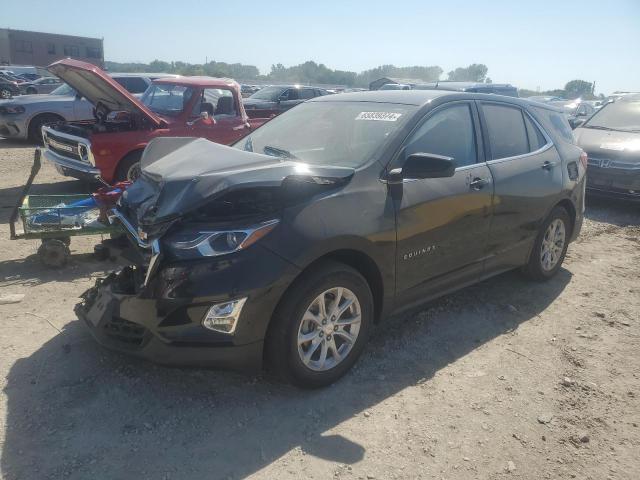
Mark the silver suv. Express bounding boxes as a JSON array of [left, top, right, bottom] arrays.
[[0, 73, 161, 142]]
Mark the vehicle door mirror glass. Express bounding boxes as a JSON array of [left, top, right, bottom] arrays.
[[570, 118, 586, 129], [402, 153, 456, 179]]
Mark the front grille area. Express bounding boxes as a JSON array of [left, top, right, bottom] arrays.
[[45, 130, 82, 160], [103, 316, 148, 348]]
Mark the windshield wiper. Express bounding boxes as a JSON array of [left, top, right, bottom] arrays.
[[263, 145, 298, 159], [583, 125, 617, 131]]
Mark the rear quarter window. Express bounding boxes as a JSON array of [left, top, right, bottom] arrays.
[[530, 106, 574, 144]]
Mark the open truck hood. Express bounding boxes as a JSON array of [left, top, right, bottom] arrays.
[[118, 137, 355, 233], [47, 59, 163, 127]]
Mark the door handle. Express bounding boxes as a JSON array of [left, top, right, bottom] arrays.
[[469, 177, 489, 190], [542, 161, 557, 171]]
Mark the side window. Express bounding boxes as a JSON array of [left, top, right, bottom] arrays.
[[405, 103, 477, 168], [123, 77, 148, 94], [482, 104, 529, 159], [287, 89, 299, 101], [523, 114, 547, 151], [298, 89, 315, 100], [192, 88, 236, 117]]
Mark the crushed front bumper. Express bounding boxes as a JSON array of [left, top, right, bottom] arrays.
[[75, 244, 300, 372], [75, 270, 263, 371]]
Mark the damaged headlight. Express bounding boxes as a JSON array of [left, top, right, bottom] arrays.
[[165, 219, 279, 259]]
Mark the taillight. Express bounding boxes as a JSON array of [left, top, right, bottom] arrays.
[[579, 150, 588, 169]]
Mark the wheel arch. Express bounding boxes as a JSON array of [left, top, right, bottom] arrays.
[[291, 249, 385, 324], [555, 197, 577, 236], [27, 111, 66, 132]]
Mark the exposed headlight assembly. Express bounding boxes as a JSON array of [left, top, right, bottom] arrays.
[[167, 219, 279, 259]]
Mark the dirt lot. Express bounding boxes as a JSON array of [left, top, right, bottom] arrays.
[[0, 138, 638, 480]]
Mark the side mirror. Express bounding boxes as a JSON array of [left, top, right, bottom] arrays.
[[397, 153, 456, 180], [570, 118, 586, 129]]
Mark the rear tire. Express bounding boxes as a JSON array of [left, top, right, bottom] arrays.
[[114, 150, 143, 182], [266, 261, 373, 388], [522, 206, 571, 281], [28, 113, 63, 144], [38, 239, 70, 268]]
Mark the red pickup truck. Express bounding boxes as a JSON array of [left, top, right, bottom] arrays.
[[41, 59, 270, 183]]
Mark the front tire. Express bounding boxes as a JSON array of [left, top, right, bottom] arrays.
[[28, 113, 63, 143], [266, 261, 373, 388], [114, 150, 143, 182], [523, 206, 571, 281]]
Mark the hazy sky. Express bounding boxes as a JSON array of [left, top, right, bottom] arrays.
[[4, 0, 639, 94]]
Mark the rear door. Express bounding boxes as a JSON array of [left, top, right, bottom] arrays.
[[478, 101, 563, 272], [394, 101, 494, 304]]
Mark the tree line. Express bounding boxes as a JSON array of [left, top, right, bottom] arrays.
[[104, 60, 487, 87], [104, 59, 599, 98]]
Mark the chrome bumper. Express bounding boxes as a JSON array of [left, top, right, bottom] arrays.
[[41, 148, 101, 177]]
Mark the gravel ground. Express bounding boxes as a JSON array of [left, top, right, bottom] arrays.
[[0, 138, 639, 480]]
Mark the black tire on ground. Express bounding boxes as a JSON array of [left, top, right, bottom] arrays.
[[522, 206, 571, 281], [51, 236, 71, 246], [266, 261, 374, 389], [27, 113, 63, 143], [114, 150, 143, 182], [0, 88, 12, 99], [37, 239, 71, 268]]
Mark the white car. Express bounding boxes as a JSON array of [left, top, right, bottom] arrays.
[[0, 73, 169, 142]]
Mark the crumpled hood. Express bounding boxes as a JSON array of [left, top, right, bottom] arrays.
[[574, 127, 640, 162], [118, 137, 355, 230], [47, 58, 163, 127]]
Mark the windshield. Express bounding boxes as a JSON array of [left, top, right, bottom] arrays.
[[248, 86, 285, 101], [233, 101, 417, 168], [50, 84, 75, 96], [141, 84, 195, 117], [584, 99, 640, 132]]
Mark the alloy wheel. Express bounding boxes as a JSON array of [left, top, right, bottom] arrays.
[[0, 89, 10, 99], [127, 162, 141, 182], [540, 218, 566, 271], [297, 287, 361, 372]]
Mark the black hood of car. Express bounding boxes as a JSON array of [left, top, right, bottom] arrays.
[[118, 137, 355, 231], [574, 127, 640, 163]]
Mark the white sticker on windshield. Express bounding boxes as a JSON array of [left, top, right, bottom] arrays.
[[355, 112, 402, 122]]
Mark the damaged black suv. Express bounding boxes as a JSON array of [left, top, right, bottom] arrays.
[[77, 90, 586, 388]]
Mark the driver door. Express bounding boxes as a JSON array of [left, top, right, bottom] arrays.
[[188, 88, 248, 145], [394, 101, 494, 305]]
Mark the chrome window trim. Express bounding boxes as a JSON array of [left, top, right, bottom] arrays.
[[483, 107, 555, 166]]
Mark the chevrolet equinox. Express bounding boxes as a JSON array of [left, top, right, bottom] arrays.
[[76, 91, 587, 388]]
